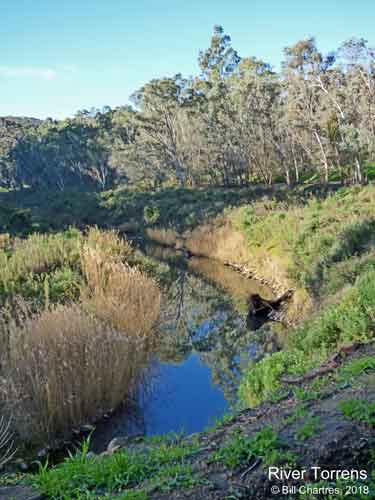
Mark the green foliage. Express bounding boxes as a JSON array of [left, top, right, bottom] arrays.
[[0, 227, 140, 309], [239, 349, 313, 407], [31, 437, 198, 499], [143, 204, 160, 225], [236, 185, 375, 297], [340, 356, 375, 380], [0, 229, 83, 307], [339, 399, 375, 426], [240, 269, 375, 408], [295, 416, 322, 441], [212, 427, 295, 469]]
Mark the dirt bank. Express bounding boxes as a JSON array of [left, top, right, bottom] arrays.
[[146, 218, 311, 324]]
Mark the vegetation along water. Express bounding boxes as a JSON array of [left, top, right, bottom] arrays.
[[0, 24, 375, 500]]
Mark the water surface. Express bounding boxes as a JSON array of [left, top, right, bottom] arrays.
[[92, 243, 276, 450]]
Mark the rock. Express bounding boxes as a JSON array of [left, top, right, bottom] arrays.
[[36, 447, 49, 458], [106, 436, 132, 453], [0, 486, 44, 500], [14, 459, 29, 472], [80, 424, 95, 433]]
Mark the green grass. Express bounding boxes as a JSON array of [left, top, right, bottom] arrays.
[[211, 426, 296, 469], [295, 416, 322, 441], [239, 268, 375, 408], [235, 188, 375, 408], [0, 183, 338, 237], [339, 399, 375, 426], [340, 356, 375, 380], [236, 185, 375, 296], [0, 228, 83, 307], [0, 185, 272, 236], [30, 436, 199, 499]]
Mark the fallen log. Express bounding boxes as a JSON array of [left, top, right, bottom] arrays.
[[281, 343, 360, 385], [246, 290, 293, 330]]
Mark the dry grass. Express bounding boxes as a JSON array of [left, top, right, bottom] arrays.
[[2, 303, 155, 444], [80, 248, 161, 337], [146, 218, 311, 322], [0, 228, 161, 444], [80, 229, 161, 337], [146, 227, 180, 247]]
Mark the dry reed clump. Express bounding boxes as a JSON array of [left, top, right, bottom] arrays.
[[0, 228, 161, 444], [146, 227, 180, 247], [2, 303, 152, 444], [80, 229, 161, 337], [85, 226, 133, 263]]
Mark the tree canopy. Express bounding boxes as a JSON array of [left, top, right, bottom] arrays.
[[1, 27, 374, 191]]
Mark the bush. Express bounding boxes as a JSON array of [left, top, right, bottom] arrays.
[[143, 204, 160, 225]]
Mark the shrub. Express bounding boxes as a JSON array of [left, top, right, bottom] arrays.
[[143, 204, 160, 225]]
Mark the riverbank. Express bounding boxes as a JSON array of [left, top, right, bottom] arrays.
[[1, 183, 375, 498], [3, 341, 375, 499]]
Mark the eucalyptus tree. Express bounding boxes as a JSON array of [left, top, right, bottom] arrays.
[[335, 38, 375, 183], [282, 38, 334, 183], [130, 75, 197, 187], [229, 57, 287, 184], [195, 25, 245, 186]]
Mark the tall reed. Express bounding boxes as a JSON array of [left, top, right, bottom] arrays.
[[2, 303, 154, 444], [0, 228, 161, 444]]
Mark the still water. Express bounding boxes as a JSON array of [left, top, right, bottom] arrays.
[[92, 243, 276, 450]]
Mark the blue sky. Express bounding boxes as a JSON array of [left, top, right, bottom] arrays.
[[1, 0, 374, 119]]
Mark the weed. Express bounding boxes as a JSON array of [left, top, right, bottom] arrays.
[[295, 416, 321, 441], [340, 356, 375, 380], [212, 426, 296, 469], [30, 437, 198, 499], [339, 399, 375, 426]]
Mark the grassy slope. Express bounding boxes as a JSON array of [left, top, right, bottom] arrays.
[[2, 183, 375, 498], [0, 184, 338, 236], [4, 344, 375, 499], [235, 185, 375, 408]]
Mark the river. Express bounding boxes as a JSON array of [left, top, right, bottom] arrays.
[[90, 242, 280, 451]]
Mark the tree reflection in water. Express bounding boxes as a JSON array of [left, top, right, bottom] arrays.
[[91, 243, 285, 450], [146, 243, 282, 404]]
